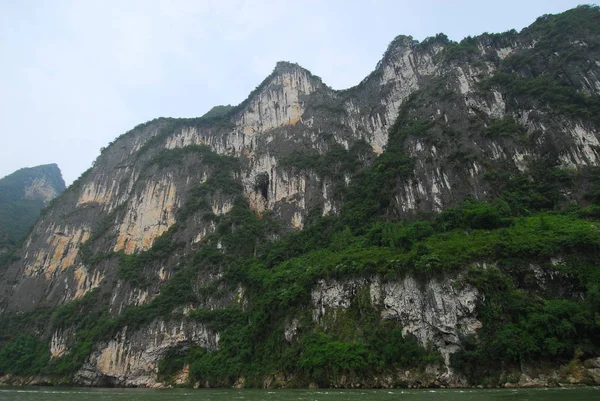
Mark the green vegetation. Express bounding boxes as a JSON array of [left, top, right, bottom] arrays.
[[80, 145, 242, 286], [0, 308, 54, 378], [484, 160, 575, 215], [133, 62, 321, 159], [442, 36, 481, 62], [1, 158, 599, 384], [278, 142, 370, 176], [0, 164, 65, 250], [148, 144, 239, 170], [6, 150, 597, 384], [479, 5, 600, 128], [483, 73, 600, 125], [505, 5, 600, 74], [135, 116, 235, 159], [48, 290, 116, 377], [452, 267, 599, 384], [485, 117, 527, 138], [116, 230, 183, 286], [0, 290, 115, 379], [201, 105, 234, 119], [154, 198, 599, 386], [0, 335, 50, 375], [279, 140, 374, 202], [2, 5, 600, 388]]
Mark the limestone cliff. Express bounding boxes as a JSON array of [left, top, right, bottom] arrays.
[[1, 5, 600, 389], [0, 164, 66, 251]]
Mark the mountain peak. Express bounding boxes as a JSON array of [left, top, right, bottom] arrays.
[[271, 61, 321, 84], [3, 6, 600, 388], [273, 61, 307, 73], [0, 163, 65, 248]]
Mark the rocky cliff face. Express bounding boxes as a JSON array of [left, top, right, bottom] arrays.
[[73, 320, 218, 387], [1, 6, 600, 389], [0, 164, 66, 251], [311, 276, 481, 367], [0, 163, 65, 205]]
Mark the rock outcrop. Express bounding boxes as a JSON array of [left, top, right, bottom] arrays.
[[1, 5, 599, 388], [0, 163, 66, 250]]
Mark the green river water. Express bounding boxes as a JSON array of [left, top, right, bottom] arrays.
[[0, 387, 598, 401]]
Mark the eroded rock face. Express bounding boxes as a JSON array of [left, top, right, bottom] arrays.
[[74, 319, 218, 387], [23, 224, 91, 279], [23, 178, 61, 204], [50, 329, 71, 359], [64, 274, 481, 387], [3, 32, 599, 311], [113, 174, 179, 254], [0, 163, 66, 253], [372, 278, 480, 367], [1, 9, 600, 387], [311, 276, 481, 371]]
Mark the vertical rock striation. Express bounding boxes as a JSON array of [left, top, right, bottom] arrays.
[[1, 6, 600, 387]]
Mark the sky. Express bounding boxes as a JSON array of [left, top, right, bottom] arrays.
[[0, 0, 596, 185]]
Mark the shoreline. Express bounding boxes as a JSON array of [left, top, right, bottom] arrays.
[[0, 383, 598, 391], [1, 375, 599, 390]]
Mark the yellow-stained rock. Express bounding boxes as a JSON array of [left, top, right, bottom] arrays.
[[114, 176, 178, 254], [73, 266, 104, 300], [24, 225, 90, 280]]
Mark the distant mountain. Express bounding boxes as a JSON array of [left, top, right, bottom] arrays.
[[0, 164, 65, 249]]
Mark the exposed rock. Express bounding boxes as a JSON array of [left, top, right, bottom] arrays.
[[113, 174, 179, 254], [586, 368, 600, 384], [584, 357, 600, 369], [74, 319, 218, 387], [311, 275, 480, 382], [1, 6, 600, 389], [0, 163, 65, 249]]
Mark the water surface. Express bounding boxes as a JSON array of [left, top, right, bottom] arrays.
[[0, 387, 598, 401]]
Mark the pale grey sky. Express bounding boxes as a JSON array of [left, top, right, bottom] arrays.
[[0, 0, 595, 185]]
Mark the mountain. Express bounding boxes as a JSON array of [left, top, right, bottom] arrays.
[[0, 164, 66, 251], [1, 5, 600, 388]]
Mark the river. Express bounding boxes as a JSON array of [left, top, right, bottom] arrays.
[[0, 387, 598, 401]]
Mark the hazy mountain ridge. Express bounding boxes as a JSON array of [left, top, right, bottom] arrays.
[[0, 5, 599, 389], [0, 164, 65, 251]]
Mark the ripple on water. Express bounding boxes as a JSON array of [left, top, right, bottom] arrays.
[[0, 387, 599, 401]]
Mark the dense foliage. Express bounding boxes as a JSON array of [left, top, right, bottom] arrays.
[[0, 164, 65, 249], [1, 4, 600, 388], [2, 148, 598, 385]]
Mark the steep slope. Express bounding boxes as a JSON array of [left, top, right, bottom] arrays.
[[0, 164, 66, 251], [1, 5, 600, 388]]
